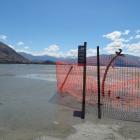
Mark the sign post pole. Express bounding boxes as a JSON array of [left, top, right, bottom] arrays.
[[73, 42, 87, 119], [97, 46, 101, 119], [81, 42, 87, 119]]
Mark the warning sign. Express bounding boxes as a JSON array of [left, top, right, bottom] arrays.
[[78, 45, 86, 65]]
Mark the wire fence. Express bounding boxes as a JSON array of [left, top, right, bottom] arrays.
[[56, 54, 140, 122]]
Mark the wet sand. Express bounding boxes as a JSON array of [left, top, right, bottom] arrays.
[[0, 64, 140, 140]]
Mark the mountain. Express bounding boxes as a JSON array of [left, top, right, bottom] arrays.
[[19, 52, 75, 63], [87, 54, 140, 67], [0, 42, 30, 63], [56, 54, 140, 67], [19, 50, 140, 67], [18, 52, 57, 62]]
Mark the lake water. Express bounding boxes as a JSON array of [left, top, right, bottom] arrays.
[[0, 64, 83, 140], [1, 64, 140, 140]]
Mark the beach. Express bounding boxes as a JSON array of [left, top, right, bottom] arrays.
[[0, 64, 140, 140]]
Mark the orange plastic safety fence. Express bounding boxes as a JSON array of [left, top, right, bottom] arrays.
[[56, 55, 140, 121], [56, 62, 97, 104]]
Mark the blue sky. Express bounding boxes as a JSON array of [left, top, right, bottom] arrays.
[[0, 0, 140, 57]]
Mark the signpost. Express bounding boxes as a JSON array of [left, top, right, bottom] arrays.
[[78, 44, 86, 66], [73, 42, 87, 119], [97, 46, 101, 119]]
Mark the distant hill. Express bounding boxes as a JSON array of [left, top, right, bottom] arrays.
[[18, 52, 57, 62], [56, 54, 140, 67], [19, 49, 140, 67], [0, 42, 30, 63], [18, 52, 74, 63], [1, 41, 140, 66], [87, 54, 140, 67]]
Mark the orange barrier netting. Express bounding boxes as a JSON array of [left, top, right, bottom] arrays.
[[56, 55, 140, 121], [56, 62, 97, 104]]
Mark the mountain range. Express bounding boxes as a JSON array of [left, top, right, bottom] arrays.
[[18, 52, 57, 62], [87, 54, 140, 67], [1, 41, 140, 67], [18, 52, 76, 63]]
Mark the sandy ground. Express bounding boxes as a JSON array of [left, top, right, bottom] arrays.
[[0, 64, 140, 140], [31, 119, 140, 140]]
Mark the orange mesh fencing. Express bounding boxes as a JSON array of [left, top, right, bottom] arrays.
[[56, 55, 140, 121], [56, 62, 97, 104]]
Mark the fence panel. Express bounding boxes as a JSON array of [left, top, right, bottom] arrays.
[[56, 54, 140, 122], [101, 55, 140, 121]]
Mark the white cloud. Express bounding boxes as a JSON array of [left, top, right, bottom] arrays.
[[44, 44, 60, 52], [87, 48, 96, 56], [43, 45, 61, 57], [2, 29, 140, 58], [6, 43, 29, 53], [123, 30, 130, 35], [126, 42, 140, 55], [4, 29, 140, 58], [24, 46, 29, 49], [103, 30, 131, 43], [103, 31, 122, 41], [26, 44, 91, 58], [104, 41, 123, 54], [103, 30, 140, 56], [63, 48, 96, 58], [14, 41, 31, 53], [103, 31, 125, 53], [0, 35, 7, 41], [17, 41, 24, 46], [31, 44, 97, 58], [119, 38, 130, 43], [33, 45, 78, 58], [33, 44, 61, 58], [64, 49, 78, 58], [128, 36, 133, 40], [135, 35, 140, 39]]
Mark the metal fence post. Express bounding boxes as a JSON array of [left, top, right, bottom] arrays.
[[97, 46, 101, 119], [81, 42, 87, 119]]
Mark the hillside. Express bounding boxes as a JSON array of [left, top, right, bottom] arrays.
[[0, 42, 30, 63], [87, 54, 140, 67], [19, 52, 74, 63], [18, 52, 57, 62], [19, 50, 140, 67], [56, 54, 140, 67]]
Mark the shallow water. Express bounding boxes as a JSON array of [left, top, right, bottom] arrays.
[[0, 64, 81, 140], [1, 64, 140, 140]]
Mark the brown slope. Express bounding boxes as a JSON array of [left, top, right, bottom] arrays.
[[0, 41, 30, 63]]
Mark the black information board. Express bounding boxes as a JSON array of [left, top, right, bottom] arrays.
[[78, 45, 86, 65]]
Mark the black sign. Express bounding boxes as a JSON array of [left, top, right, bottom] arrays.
[[78, 45, 86, 65]]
